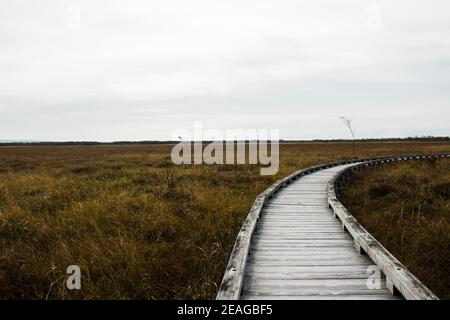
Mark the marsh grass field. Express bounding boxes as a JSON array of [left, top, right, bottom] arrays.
[[0, 141, 449, 299], [342, 157, 450, 299]]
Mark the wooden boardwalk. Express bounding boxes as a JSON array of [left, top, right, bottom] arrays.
[[217, 154, 447, 300], [242, 163, 396, 300]]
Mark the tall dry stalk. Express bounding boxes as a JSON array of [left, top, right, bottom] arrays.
[[340, 116, 356, 158]]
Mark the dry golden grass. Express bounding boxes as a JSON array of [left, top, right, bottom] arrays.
[[0, 141, 449, 299], [341, 157, 450, 299]]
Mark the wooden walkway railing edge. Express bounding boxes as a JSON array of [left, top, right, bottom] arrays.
[[217, 152, 449, 300], [328, 153, 449, 300]]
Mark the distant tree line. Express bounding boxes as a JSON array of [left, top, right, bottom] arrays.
[[297, 136, 450, 143], [0, 136, 448, 146], [0, 141, 179, 146]]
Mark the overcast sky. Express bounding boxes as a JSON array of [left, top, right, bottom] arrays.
[[0, 0, 449, 141]]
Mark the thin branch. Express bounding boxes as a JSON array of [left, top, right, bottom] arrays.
[[340, 116, 356, 157]]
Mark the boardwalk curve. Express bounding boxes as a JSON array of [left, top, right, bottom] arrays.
[[217, 153, 449, 300]]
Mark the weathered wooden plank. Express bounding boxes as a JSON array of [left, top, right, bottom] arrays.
[[272, 194, 327, 198], [258, 223, 340, 228], [256, 228, 344, 232], [259, 218, 333, 222], [268, 201, 327, 205], [262, 211, 330, 216], [269, 200, 328, 204], [244, 278, 386, 288], [253, 238, 353, 244], [265, 204, 328, 208], [260, 211, 331, 215], [280, 189, 327, 192], [258, 220, 338, 225], [253, 234, 352, 240], [251, 245, 355, 251], [248, 256, 371, 264], [246, 259, 372, 267], [262, 207, 330, 212], [260, 216, 333, 220], [257, 229, 342, 233], [254, 231, 345, 237], [257, 221, 338, 225], [245, 264, 375, 274], [259, 219, 334, 224], [260, 215, 334, 218], [241, 294, 399, 300], [243, 287, 391, 296], [278, 191, 328, 194], [261, 215, 334, 219], [257, 226, 342, 230], [245, 272, 371, 280], [249, 247, 358, 254], [250, 251, 362, 258], [248, 257, 364, 263]]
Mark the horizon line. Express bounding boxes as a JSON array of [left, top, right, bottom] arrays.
[[1, 136, 449, 146]]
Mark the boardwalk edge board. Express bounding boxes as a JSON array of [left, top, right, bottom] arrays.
[[217, 152, 449, 300]]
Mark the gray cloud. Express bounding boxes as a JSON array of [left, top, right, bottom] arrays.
[[0, 0, 449, 141]]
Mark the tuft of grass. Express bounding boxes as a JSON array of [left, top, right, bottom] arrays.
[[341, 158, 450, 299], [0, 142, 449, 299]]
